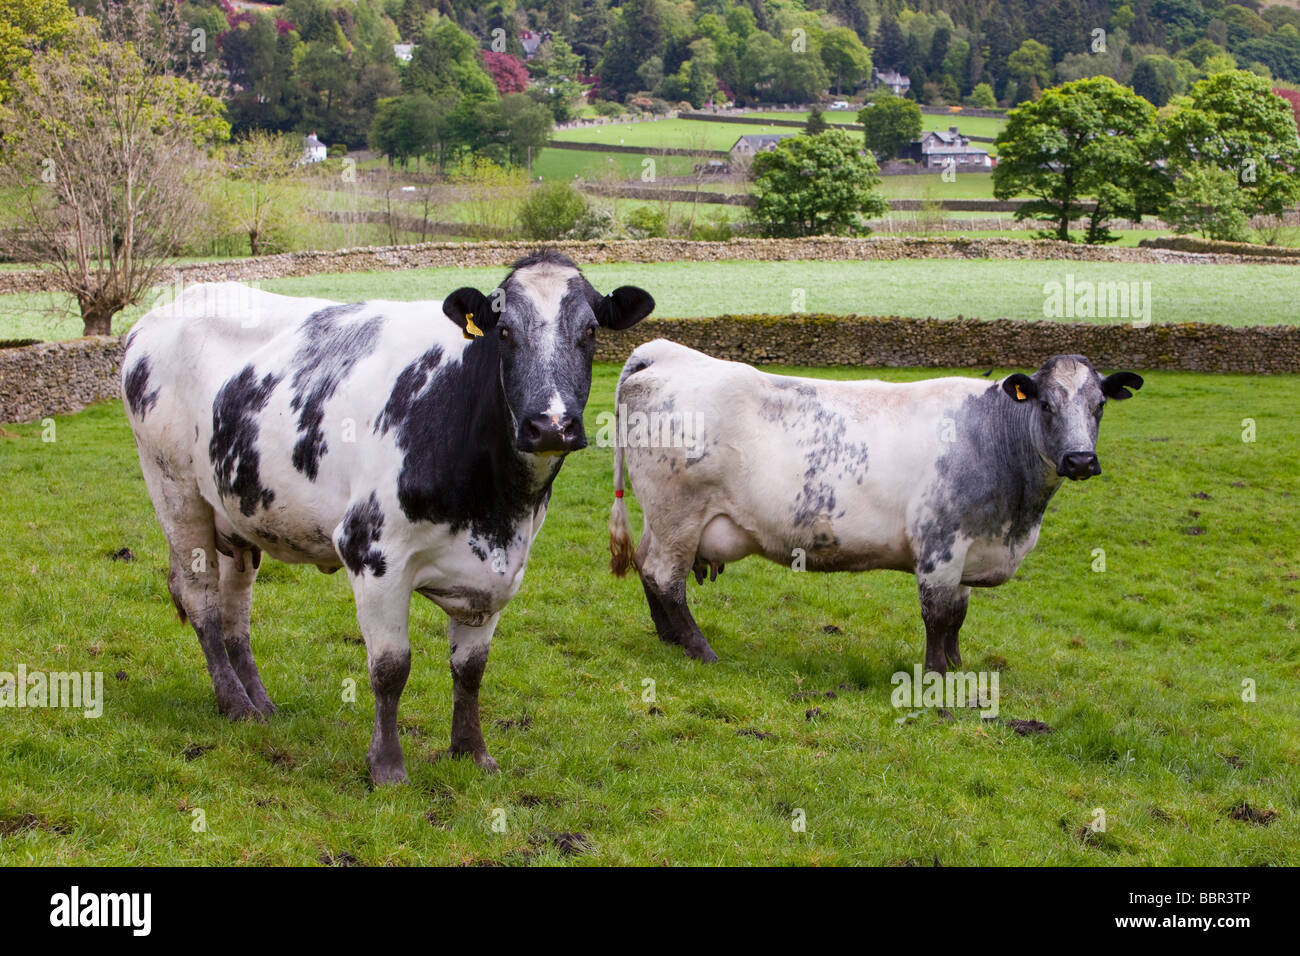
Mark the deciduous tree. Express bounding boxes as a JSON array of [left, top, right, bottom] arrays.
[[748, 129, 887, 237]]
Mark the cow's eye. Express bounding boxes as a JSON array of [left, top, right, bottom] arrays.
[[499, 327, 510, 341], [1039, 400, 1052, 414], [584, 325, 596, 340]]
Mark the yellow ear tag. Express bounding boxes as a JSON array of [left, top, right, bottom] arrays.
[[463, 312, 484, 339], [1014, 384, 1027, 401]]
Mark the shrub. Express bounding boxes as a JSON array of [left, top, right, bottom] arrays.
[[565, 207, 616, 240], [624, 205, 667, 238], [519, 182, 589, 240], [689, 210, 736, 241]]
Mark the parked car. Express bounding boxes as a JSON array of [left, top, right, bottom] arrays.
[[829, 100, 852, 110]]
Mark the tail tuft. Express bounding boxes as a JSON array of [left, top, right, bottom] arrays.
[[608, 383, 637, 577], [609, 494, 636, 577]]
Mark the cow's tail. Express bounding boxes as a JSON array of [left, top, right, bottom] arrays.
[[609, 358, 644, 578]]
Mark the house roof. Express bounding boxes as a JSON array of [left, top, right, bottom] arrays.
[[303, 134, 325, 149], [875, 69, 911, 86], [732, 133, 795, 150], [923, 127, 968, 146]]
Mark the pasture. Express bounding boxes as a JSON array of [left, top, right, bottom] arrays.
[[0, 364, 1295, 865], [2, 257, 1298, 344]]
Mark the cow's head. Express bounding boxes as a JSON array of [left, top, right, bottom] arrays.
[[442, 251, 654, 455], [1002, 355, 1143, 481]]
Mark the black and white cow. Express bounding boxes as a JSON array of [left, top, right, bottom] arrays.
[[609, 341, 1143, 672], [123, 251, 652, 784]]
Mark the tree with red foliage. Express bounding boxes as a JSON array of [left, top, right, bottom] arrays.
[[482, 50, 528, 95], [1274, 88, 1300, 132]]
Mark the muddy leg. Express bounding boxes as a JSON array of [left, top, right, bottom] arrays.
[[447, 614, 500, 772], [918, 580, 970, 677], [639, 576, 718, 662], [218, 550, 275, 716]]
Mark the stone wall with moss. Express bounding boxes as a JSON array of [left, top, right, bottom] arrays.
[[600, 314, 1300, 374], [4, 315, 1295, 425], [0, 337, 124, 425]]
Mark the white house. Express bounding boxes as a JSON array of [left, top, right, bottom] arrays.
[[302, 133, 328, 164], [874, 69, 911, 97], [393, 44, 414, 63]]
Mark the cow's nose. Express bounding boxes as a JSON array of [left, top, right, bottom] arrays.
[[1059, 452, 1101, 480], [518, 414, 585, 454]]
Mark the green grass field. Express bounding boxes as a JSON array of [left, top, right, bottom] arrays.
[[0, 365, 1295, 864], [531, 149, 698, 183], [554, 118, 759, 152], [738, 111, 1005, 147], [877, 171, 997, 199], [4, 257, 1298, 342]]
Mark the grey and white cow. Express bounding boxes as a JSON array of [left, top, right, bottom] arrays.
[[609, 341, 1143, 672], [123, 251, 652, 784]]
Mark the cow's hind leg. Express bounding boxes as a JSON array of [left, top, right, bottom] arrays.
[[166, 530, 257, 721], [351, 576, 412, 786], [218, 550, 275, 717], [637, 530, 718, 663], [918, 579, 970, 677], [140, 452, 256, 719], [447, 614, 501, 772]]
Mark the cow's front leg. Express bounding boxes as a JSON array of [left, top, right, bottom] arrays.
[[917, 579, 970, 677], [448, 613, 501, 772], [352, 577, 412, 786]]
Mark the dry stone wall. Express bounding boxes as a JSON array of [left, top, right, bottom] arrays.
[[0, 337, 124, 425], [3, 314, 1295, 425]]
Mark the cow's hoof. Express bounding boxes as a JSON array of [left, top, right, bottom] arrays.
[[682, 636, 719, 663], [448, 746, 499, 773], [367, 758, 409, 787], [251, 696, 277, 718], [218, 693, 261, 721]]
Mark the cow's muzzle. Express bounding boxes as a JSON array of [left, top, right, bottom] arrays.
[[1058, 452, 1101, 480], [518, 414, 586, 455]]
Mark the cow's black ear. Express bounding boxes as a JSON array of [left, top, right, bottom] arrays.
[[443, 287, 495, 340], [1002, 373, 1039, 402], [593, 286, 655, 330], [1101, 371, 1144, 400]]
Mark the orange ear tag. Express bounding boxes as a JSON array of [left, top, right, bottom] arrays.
[[1014, 384, 1027, 401], [464, 312, 484, 339]]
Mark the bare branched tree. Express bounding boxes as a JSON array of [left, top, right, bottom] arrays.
[[0, 4, 228, 335], [227, 130, 302, 256]]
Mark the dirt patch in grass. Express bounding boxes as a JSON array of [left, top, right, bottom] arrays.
[[0, 812, 71, 836], [1228, 803, 1277, 826], [1006, 719, 1054, 736]]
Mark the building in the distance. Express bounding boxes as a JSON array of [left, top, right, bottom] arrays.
[[873, 69, 912, 97], [729, 132, 796, 161], [301, 133, 328, 164], [901, 126, 992, 169]]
